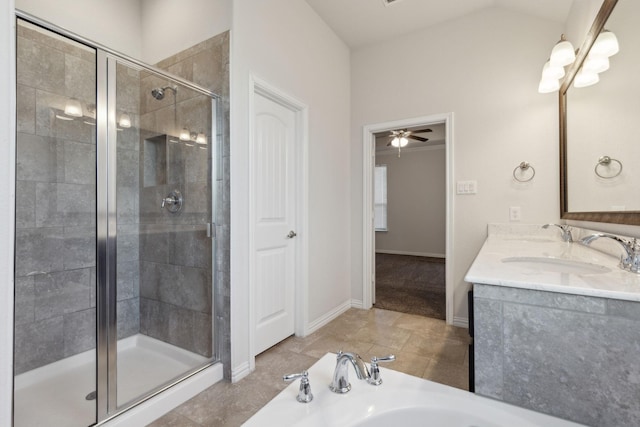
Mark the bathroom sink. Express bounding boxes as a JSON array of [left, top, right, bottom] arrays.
[[501, 257, 610, 274]]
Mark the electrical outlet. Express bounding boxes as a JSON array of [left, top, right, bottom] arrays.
[[509, 206, 521, 221]]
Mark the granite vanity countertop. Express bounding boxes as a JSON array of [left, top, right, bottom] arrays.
[[465, 233, 640, 302]]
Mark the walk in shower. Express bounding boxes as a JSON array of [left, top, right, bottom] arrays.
[[14, 17, 220, 426]]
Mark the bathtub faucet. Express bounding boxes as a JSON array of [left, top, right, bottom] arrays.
[[329, 351, 370, 393], [581, 233, 640, 273], [542, 223, 573, 242]]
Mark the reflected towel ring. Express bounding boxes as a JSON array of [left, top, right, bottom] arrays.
[[595, 156, 622, 179], [513, 161, 535, 182]]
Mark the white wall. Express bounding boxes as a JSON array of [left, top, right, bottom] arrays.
[[15, 0, 232, 64], [231, 0, 351, 377], [140, 0, 231, 64], [16, 0, 143, 59], [0, 0, 15, 424], [376, 147, 446, 257], [350, 7, 564, 321]]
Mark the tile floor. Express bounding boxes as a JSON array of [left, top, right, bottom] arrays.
[[149, 308, 471, 427]]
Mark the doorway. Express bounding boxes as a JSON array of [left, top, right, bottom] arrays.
[[362, 114, 454, 324], [373, 125, 446, 318], [13, 18, 220, 426]]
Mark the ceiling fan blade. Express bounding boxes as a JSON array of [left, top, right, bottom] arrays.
[[386, 141, 392, 146], [411, 128, 433, 133], [409, 135, 429, 142]]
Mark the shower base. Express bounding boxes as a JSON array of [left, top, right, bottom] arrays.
[[14, 334, 220, 427]]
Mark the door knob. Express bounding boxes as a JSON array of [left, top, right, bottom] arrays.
[[286, 230, 297, 239]]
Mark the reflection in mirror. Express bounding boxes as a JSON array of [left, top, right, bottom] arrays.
[[560, 0, 640, 224], [566, 0, 640, 212]]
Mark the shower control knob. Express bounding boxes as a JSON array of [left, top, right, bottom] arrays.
[[160, 190, 183, 213]]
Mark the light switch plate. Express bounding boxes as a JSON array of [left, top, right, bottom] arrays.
[[457, 180, 478, 195]]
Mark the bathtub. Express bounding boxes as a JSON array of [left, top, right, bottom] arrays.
[[243, 353, 585, 427]]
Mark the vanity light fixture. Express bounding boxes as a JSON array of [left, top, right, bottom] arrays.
[[573, 68, 600, 88], [118, 113, 131, 128], [64, 98, 83, 117], [179, 127, 191, 141], [590, 30, 619, 58], [549, 34, 576, 67], [196, 132, 207, 145], [582, 54, 610, 74]]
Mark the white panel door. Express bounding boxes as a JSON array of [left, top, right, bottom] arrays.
[[253, 93, 296, 355]]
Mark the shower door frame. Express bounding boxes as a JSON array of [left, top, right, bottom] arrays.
[[15, 11, 221, 425]]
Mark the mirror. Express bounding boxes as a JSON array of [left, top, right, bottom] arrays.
[[561, 0, 640, 225]]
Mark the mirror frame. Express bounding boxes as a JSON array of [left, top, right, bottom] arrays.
[[558, 0, 640, 225]]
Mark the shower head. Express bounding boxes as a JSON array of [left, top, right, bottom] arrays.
[[150, 85, 177, 100]]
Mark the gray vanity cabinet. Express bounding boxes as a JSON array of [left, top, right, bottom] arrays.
[[473, 283, 640, 427]]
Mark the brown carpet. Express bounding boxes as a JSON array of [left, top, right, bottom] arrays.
[[374, 253, 446, 319]]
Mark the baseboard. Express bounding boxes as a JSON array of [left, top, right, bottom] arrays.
[[375, 249, 445, 258], [453, 316, 469, 329], [305, 300, 352, 335], [231, 361, 251, 383], [350, 299, 364, 309]]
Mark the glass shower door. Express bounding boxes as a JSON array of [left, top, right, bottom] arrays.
[[112, 58, 215, 410], [14, 18, 98, 427]]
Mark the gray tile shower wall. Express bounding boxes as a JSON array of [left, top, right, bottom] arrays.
[[139, 32, 230, 366], [14, 25, 104, 375]]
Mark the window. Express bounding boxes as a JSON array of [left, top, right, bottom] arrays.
[[374, 165, 387, 231]]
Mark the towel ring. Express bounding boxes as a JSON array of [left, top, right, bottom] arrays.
[[595, 156, 622, 179], [513, 161, 535, 182]]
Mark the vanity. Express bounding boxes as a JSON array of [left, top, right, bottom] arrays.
[[466, 224, 640, 427]]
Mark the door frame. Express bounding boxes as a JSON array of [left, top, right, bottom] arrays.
[[362, 113, 455, 324], [248, 75, 309, 367]]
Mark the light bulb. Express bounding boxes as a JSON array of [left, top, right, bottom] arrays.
[[583, 54, 609, 74], [574, 69, 599, 88], [550, 35, 575, 67], [591, 30, 619, 57], [118, 113, 131, 128], [541, 60, 565, 80], [180, 128, 191, 141], [64, 98, 83, 117], [538, 77, 560, 93]]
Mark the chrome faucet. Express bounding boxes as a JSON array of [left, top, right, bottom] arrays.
[[329, 351, 370, 394], [581, 234, 640, 273], [542, 223, 573, 242]]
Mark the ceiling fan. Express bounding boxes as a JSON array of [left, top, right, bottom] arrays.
[[386, 128, 432, 157]]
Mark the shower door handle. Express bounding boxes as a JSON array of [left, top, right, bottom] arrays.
[[286, 230, 297, 239]]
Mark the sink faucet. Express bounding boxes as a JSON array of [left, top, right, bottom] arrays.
[[542, 224, 573, 242], [329, 351, 370, 394], [581, 234, 640, 273]]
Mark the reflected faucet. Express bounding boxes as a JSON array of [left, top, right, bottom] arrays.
[[542, 224, 573, 242], [329, 351, 370, 394], [581, 234, 640, 273]]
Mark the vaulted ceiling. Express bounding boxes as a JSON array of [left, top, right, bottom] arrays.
[[305, 0, 575, 49]]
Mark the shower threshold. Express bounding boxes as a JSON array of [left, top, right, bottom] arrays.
[[14, 334, 213, 427]]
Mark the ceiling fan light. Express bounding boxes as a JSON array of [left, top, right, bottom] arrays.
[[541, 60, 565, 80], [574, 69, 599, 88], [399, 136, 408, 147], [550, 35, 575, 67], [583, 54, 609, 74], [391, 137, 400, 147], [591, 30, 619, 57]]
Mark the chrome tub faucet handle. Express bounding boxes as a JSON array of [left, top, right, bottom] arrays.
[[367, 354, 395, 386], [283, 371, 313, 403]]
